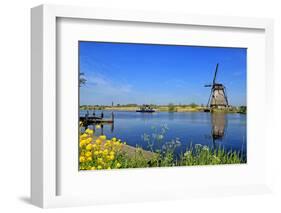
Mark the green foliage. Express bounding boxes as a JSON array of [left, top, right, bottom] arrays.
[[142, 125, 168, 152], [179, 144, 242, 166], [116, 147, 148, 168], [189, 103, 198, 108], [116, 143, 244, 168], [168, 103, 176, 112], [238, 106, 247, 114]]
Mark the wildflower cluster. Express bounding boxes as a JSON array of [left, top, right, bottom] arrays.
[[79, 128, 124, 170], [78, 123, 244, 170]]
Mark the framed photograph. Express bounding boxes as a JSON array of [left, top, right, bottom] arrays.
[[31, 4, 274, 208]]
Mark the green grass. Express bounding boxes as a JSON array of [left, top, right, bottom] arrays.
[[116, 144, 245, 169]]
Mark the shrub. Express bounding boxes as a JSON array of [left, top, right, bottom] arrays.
[[79, 128, 124, 170], [168, 103, 176, 112]]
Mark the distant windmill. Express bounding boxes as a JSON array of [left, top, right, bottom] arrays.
[[204, 63, 229, 109]]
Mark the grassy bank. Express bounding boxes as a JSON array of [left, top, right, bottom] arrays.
[[80, 105, 246, 113], [80, 105, 204, 112], [79, 126, 245, 170]]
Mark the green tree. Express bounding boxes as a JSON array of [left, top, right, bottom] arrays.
[[238, 106, 247, 113], [168, 103, 176, 112], [189, 103, 198, 108]]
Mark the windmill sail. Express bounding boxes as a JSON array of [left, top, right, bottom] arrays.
[[213, 63, 219, 85]]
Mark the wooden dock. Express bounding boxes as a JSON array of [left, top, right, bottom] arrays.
[[80, 116, 114, 124], [80, 111, 115, 126]]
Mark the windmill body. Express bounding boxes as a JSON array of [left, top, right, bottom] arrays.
[[210, 83, 228, 108], [205, 64, 229, 109]]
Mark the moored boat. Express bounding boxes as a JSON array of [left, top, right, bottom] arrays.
[[136, 104, 155, 113], [136, 109, 155, 113]]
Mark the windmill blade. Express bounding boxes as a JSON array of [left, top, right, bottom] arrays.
[[204, 84, 212, 87], [213, 63, 219, 85], [207, 89, 213, 107]]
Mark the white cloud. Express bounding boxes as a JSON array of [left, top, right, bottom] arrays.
[[83, 73, 133, 96]]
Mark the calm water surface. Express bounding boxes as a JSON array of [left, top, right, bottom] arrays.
[[80, 110, 247, 159]]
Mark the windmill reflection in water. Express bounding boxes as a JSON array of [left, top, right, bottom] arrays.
[[210, 112, 227, 148]]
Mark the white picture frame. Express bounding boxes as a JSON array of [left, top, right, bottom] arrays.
[[31, 4, 274, 208]]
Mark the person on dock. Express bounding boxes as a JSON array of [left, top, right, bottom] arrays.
[[101, 112, 104, 119]]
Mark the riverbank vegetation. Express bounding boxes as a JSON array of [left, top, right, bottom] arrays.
[[80, 103, 246, 113], [79, 124, 245, 170]]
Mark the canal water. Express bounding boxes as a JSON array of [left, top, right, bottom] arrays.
[[80, 110, 247, 160]]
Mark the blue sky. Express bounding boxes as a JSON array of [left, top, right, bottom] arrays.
[[79, 41, 246, 106]]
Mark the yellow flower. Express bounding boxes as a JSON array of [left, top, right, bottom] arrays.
[[99, 135, 106, 140], [95, 125, 101, 129], [86, 144, 92, 150], [85, 138, 92, 144], [104, 140, 111, 147], [86, 156, 92, 162], [79, 141, 85, 148], [79, 156, 85, 162], [80, 133, 88, 139], [103, 149, 108, 155], [96, 139, 102, 145], [85, 151, 92, 157], [123, 142, 126, 145], [85, 128, 94, 135], [79, 128, 126, 171]]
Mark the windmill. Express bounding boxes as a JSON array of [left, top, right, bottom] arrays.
[[204, 63, 229, 109]]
